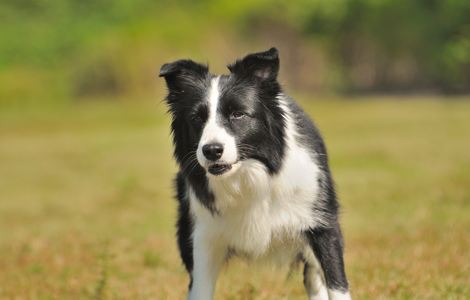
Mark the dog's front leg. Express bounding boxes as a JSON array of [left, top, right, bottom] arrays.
[[304, 224, 351, 300], [188, 227, 226, 300]]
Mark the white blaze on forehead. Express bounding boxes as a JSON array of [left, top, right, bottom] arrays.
[[196, 76, 238, 168], [207, 76, 220, 123]]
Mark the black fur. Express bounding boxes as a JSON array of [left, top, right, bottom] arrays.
[[288, 97, 348, 291], [175, 173, 193, 274], [305, 225, 349, 291], [160, 47, 350, 296]]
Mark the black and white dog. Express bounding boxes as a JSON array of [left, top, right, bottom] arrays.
[[159, 48, 351, 300]]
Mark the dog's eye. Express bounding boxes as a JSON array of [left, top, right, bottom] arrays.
[[230, 111, 245, 120], [192, 116, 202, 123], [190, 114, 204, 126]]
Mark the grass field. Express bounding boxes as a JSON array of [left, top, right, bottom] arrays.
[[0, 97, 469, 299]]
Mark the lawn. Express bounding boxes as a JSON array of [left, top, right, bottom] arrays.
[[0, 97, 469, 299]]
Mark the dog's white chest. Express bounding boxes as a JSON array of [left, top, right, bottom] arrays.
[[191, 140, 322, 259], [215, 190, 311, 258], [189, 99, 324, 259]]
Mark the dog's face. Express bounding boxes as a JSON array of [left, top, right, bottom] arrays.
[[160, 48, 285, 178]]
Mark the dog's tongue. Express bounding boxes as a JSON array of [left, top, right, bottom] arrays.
[[208, 164, 231, 175]]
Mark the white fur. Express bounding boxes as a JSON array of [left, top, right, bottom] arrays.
[[303, 245, 329, 300], [307, 273, 329, 300], [192, 95, 322, 254], [328, 290, 352, 300], [196, 76, 238, 171], [188, 94, 345, 299], [188, 218, 225, 300]]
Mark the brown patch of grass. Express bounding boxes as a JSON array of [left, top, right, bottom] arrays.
[[0, 97, 469, 299]]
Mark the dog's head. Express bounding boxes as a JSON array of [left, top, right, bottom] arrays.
[[160, 48, 285, 178]]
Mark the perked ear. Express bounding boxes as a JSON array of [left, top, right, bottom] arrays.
[[159, 59, 209, 90], [227, 47, 279, 81]]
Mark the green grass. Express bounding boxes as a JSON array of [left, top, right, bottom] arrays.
[[0, 97, 469, 299]]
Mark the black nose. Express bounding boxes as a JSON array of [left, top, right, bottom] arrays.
[[202, 143, 224, 161]]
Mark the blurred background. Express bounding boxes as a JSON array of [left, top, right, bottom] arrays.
[[0, 1, 469, 299]]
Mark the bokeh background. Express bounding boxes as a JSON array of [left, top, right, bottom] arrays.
[[0, 1, 469, 299]]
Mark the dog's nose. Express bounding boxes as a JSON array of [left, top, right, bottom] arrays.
[[202, 143, 224, 161]]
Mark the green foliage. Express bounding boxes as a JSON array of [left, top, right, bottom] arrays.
[[0, 0, 157, 67], [0, 0, 269, 103], [0, 0, 265, 68], [283, 0, 470, 92], [0, 0, 469, 102]]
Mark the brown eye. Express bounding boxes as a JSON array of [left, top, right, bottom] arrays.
[[230, 111, 245, 120]]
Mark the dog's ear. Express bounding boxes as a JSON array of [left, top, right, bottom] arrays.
[[159, 59, 209, 92], [228, 47, 279, 81]]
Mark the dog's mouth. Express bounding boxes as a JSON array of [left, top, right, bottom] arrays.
[[207, 163, 232, 176], [207, 161, 242, 176]]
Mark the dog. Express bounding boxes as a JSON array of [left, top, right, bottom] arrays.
[[159, 48, 351, 300]]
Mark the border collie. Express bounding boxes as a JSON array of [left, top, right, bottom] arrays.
[[159, 48, 351, 300]]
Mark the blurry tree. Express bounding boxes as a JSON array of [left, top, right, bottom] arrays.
[[281, 0, 470, 93], [0, 0, 469, 102]]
